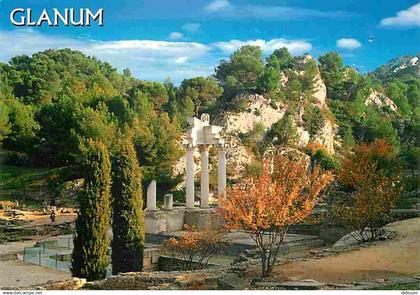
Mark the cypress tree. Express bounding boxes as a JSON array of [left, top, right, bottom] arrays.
[[111, 137, 145, 274], [71, 139, 111, 281]]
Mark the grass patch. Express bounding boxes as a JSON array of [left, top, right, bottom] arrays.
[[0, 165, 66, 208]]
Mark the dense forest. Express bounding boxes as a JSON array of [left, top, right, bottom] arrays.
[[0, 47, 418, 207]]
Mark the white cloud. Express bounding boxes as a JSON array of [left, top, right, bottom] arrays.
[[336, 38, 362, 50], [0, 30, 315, 83], [205, 0, 231, 12], [380, 3, 420, 28], [0, 30, 211, 82], [174, 57, 188, 64], [204, 1, 353, 19], [182, 23, 201, 33], [168, 32, 184, 40], [213, 39, 312, 55]]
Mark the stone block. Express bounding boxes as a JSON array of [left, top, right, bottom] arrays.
[[145, 211, 167, 234], [144, 208, 186, 234], [184, 208, 225, 230], [163, 208, 185, 232]]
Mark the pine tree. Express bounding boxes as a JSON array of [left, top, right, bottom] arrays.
[[111, 137, 145, 275], [343, 126, 355, 149], [71, 139, 111, 281]]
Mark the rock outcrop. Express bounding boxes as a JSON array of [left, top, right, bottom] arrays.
[[172, 55, 351, 184], [365, 90, 398, 112], [218, 94, 285, 135], [172, 60, 338, 181]]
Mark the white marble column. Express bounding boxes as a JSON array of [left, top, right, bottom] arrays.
[[217, 147, 227, 199], [146, 180, 157, 211], [200, 145, 210, 208], [186, 146, 195, 209]]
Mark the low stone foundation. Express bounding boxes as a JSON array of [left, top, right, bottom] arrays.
[[144, 207, 224, 234], [144, 208, 185, 234], [184, 208, 225, 230], [31, 278, 87, 290], [143, 247, 161, 271], [83, 269, 226, 290]]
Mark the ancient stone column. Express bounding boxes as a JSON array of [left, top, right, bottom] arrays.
[[146, 180, 157, 211], [186, 146, 195, 209], [200, 145, 210, 208], [217, 147, 227, 199]]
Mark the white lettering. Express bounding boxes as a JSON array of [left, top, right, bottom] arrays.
[[53, 8, 69, 26], [70, 8, 84, 26], [10, 8, 25, 26], [85, 9, 103, 26], [27, 9, 36, 26], [9, 8, 105, 27], [37, 9, 53, 26]]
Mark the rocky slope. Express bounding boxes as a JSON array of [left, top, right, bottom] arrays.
[[173, 55, 338, 182], [173, 55, 402, 186]]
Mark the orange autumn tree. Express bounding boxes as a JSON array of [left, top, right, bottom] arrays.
[[220, 155, 333, 277], [162, 226, 227, 271], [335, 139, 402, 242]]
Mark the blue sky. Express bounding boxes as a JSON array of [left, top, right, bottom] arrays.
[[0, 0, 419, 83]]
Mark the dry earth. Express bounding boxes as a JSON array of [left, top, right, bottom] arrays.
[[272, 218, 420, 284]]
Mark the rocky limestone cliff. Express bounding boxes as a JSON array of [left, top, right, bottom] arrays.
[[365, 90, 398, 112], [173, 59, 338, 182], [219, 94, 285, 134]]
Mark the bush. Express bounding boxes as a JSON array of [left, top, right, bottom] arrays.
[[266, 115, 298, 146], [305, 142, 339, 171], [334, 140, 402, 242], [302, 104, 324, 137], [244, 161, 264, 178], [162, 226, 227, 271]]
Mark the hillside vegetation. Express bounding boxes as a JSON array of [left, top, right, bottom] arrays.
[[0, 47, 418, 208]]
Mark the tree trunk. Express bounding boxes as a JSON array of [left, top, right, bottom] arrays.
[[261, 248, 270, 277], [261, 255, 268, 277]]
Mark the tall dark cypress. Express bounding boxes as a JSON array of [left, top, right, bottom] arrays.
[[71, 139, 111, 281], [111, 138, 145, 274]]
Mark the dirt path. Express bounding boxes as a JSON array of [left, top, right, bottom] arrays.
[[19, 214, 76, 228], [272, 218, 420, 284], [0, 240, 70, 289], [0, 212, 75, 289], [0, 210, 76, 227]]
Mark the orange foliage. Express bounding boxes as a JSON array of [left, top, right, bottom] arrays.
[[0, 201, 18, 209], [219, 155, 333, 276], [336, 139, 401, 242], [162, 226, 227, 270]]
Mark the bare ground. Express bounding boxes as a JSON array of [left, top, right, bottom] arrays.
[[0, 212, 75, 289], [271, 218, 420, 284]]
